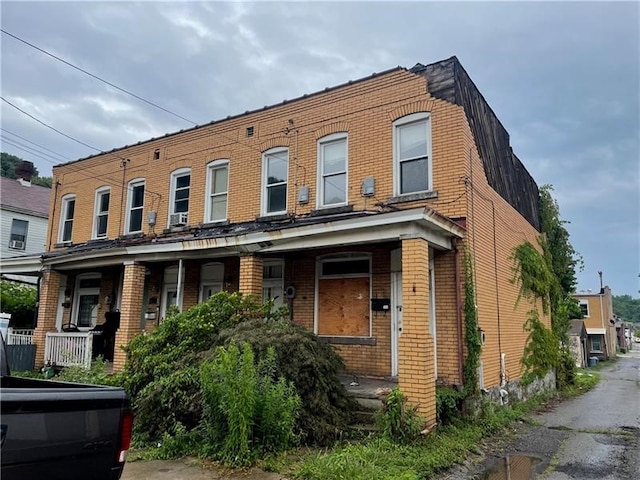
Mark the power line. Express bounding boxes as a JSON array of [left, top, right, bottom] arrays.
[[1, 28, 197, 126], [1, 128, 70, 162], [1, 96, 102, 151], [0, 136, 64, 164]]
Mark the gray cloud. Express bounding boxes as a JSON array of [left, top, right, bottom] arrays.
[[1, 1, 638, 295]]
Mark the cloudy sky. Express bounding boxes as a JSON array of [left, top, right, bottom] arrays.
[[1, 1, 638, 296]]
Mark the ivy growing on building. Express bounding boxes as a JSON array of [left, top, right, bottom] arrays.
[[463, 249, 482, 395]]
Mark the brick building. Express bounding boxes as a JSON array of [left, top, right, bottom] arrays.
[[3, 57, 548, 423], [573, 287, 617, 360]]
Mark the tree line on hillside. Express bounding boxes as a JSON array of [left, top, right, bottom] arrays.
[[613, 295, 640, 323], [1, 152, 52, 188]]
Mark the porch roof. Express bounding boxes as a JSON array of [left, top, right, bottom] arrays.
[[3, 207, 465, 272]]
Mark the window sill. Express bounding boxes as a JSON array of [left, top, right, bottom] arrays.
[[53, 242, 73, 248], [317, 336, 376, 346], [255, 213, 293, 223], [309, 205, 354, 217], [386, 190, 438, 205], [118, 232, 144, 240], [200, 220, 230, 228]]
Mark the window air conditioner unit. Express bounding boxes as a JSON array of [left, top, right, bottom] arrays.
[[169, 212, 188, 226], [9, 239, 25, 250]]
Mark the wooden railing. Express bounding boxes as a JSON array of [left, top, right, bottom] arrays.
[[44, 332, 93, 368], [7, 328, 35, 345]]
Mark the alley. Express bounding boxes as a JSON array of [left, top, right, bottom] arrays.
[[535, 350, 640, 479], [473, 351, 640, 479]]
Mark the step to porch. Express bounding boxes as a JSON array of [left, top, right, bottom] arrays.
[[340, 375, 397, 410]]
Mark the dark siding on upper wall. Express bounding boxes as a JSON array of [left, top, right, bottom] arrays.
[[411, 57, 541, 231]]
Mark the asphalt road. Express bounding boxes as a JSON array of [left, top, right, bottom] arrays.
[[534, 349, 640, 479], [453, 349, 640, 480]]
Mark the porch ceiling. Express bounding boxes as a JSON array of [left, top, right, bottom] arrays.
[[8, 207, 465, 271]]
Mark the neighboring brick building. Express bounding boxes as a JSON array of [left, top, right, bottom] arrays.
[[3, 57, 548, 423], [573, 287, 617, 360]]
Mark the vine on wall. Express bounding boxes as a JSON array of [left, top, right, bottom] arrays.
[[511, 240, 575, 387], [463, 249, 482, 395]]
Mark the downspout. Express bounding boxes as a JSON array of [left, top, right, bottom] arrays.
[[453, 238, 464, 387]]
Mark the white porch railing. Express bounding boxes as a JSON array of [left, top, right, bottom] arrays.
[[44, 332, 93, 368], [7, 328, 35, 345]]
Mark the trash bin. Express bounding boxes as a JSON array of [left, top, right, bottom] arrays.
[[588, 356, 598, 367]]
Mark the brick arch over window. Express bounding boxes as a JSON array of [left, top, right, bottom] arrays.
[[260, 137, 290, 152], [388, 100, 435, 122], [314, 121, 350, 140]]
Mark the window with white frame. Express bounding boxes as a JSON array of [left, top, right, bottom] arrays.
[[591, 336, 602, 352], [262, 148, 288, 215], [93, 187, 110, 239], [199, 262, 224, 302], [73, 273, 101, 329], [170, 169, 191, 224], [318, 133, 347, 207], [393, 112, 432, 195], [126, 179, 145, 234], [9, 219, 28, 250], [205, 160, 229, 223], [263, 259, 284, 309], [579, 300, 589, 317], [59, 194, 76, 243]]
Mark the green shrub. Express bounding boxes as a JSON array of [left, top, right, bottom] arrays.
[[200, 343, 300, 466], [436, 386, 464, 425], [216, 318, 358, 445], [375, 387, 423, 443], [55, 357, 119, 385]]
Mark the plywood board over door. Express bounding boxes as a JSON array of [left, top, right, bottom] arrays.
[[318, 277, 370, 336]]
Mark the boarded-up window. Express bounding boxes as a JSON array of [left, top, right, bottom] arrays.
[[317, 256, 370, 336]]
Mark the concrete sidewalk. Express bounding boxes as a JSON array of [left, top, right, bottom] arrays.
[[121, 458, 287, 480]]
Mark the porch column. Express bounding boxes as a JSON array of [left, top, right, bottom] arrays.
[[238, 254, 263, 297], [398, 236, 436, 426], [113, 261, 146, 371], [34, 268, 62, 366]]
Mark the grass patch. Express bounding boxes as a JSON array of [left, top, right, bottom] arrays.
[[293, 401, 532, 480], [561, 369, 600, 397]]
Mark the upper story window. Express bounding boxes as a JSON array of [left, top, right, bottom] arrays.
[[579, 300, 589, 317], [205, 160, 229, 223], [9, 219, 28, 250], [170, 168, 191, 226], [59, 194, 76, 243], [318, 133, 348, 207], [93, 187, 110, 239], [126, 179, 145, 234], [393, 112, 432, 195], [262, 148, 288, 216]]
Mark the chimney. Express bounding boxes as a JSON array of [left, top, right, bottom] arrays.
[[15, 161, 35, 186], [598, 271, 604, 294]]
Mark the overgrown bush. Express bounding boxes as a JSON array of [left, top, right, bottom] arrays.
[[436, 386, 464, 426], [216, 318, 358, 445], [200, 343, 300, 466], [0, 280, 37, 328], [121, 291, 356, 451], [122, 292, 276, 399], [375, 387, 423, 443]]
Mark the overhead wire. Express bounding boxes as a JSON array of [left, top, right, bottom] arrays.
[[1, 127, 71, 162], [1, 28, 197, 126]]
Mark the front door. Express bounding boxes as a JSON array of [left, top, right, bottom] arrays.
[[391, 272, 403, 377]]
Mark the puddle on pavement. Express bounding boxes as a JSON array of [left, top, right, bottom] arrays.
[[480, 455, 541, 480]]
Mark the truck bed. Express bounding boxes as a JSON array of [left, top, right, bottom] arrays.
[[1, 375, 131, 480]]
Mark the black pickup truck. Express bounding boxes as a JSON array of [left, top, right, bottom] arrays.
[[0, 336, 132, 480]]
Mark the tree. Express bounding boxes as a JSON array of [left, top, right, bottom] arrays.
[[613, 295, 640, 323], [1, 152, 52, 188], [539, 185, 583, 295]]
